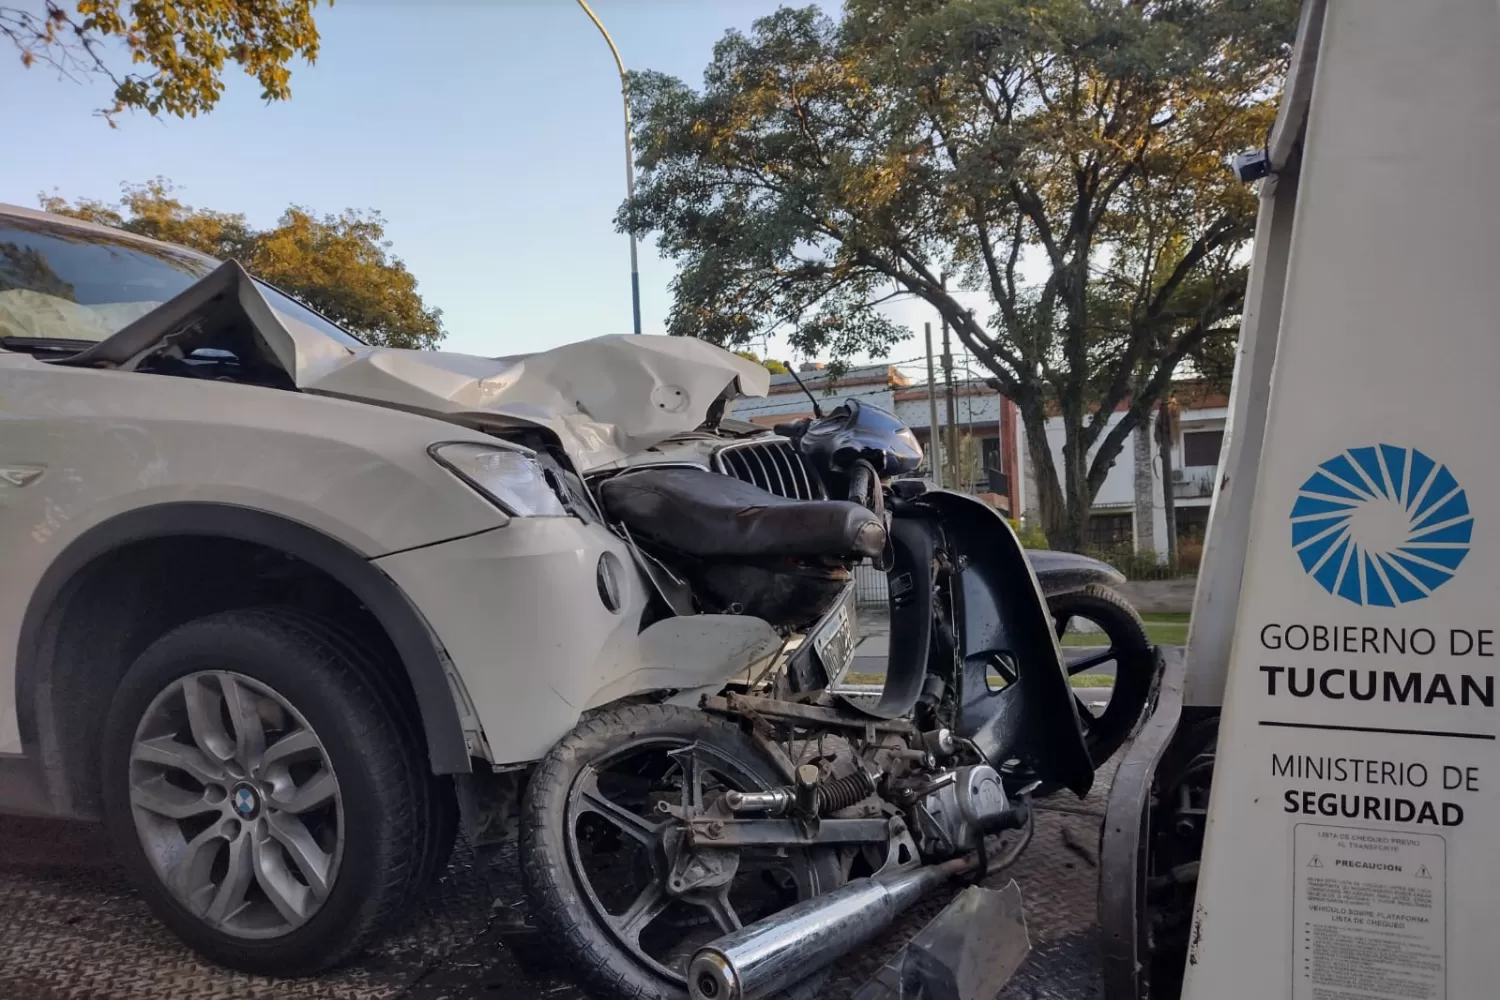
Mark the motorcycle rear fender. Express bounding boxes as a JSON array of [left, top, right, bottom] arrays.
[[915, 490, 1094, 796], [1026, 550, 1126, 599]]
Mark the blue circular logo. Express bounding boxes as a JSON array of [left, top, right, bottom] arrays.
[[232, 785, 260, 818], [1291, 446, 1472, 606]]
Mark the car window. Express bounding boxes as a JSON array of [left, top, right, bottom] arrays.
[[0, 219, 364, 347]]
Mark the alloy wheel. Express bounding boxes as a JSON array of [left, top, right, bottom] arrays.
[[563, 737, 817, 983], [127, 670, 344, 939]]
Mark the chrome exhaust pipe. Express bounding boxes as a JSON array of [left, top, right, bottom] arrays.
[[686, 854, 978, 1000]]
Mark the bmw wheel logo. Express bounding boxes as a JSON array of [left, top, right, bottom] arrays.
[[232, 785, 261, 819], [1291, 445, 1473, 607]]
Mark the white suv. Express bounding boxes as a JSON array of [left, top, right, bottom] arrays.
[[0, 204, 780, 975]]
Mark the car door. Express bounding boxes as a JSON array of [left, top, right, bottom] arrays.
[[0, 214, 215, 764]]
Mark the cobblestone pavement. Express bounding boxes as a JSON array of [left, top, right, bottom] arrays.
[[0, 766, 1111, 1000]]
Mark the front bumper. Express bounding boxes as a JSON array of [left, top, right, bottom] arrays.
[[373, 517, 650, 764]]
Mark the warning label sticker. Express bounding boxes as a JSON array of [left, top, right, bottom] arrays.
[[1293, 824, 1447, 1000]]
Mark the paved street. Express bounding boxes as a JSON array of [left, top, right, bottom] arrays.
[[0, 774, 1111, 1000], [0, 605, 1119, 999]]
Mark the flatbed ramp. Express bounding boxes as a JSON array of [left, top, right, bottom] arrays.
[[0, 772, 1112, 1000]]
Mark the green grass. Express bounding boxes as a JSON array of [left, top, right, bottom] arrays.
[[1060, 613, 1188, 648], [839, 610, 1187, 694], [844, 670, 1118, 690], [842, 672, 886, 686]]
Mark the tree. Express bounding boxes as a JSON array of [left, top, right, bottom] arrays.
[[4, 0, 324, 123], [41, 180, 444, 349], [734, 350, 791, 375], [623, 0, 1297, 549]]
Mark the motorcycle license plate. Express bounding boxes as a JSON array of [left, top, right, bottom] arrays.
[[811, 588, 857, 682]]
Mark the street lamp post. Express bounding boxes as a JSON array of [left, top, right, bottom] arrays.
[[575, 0, 643, 336]]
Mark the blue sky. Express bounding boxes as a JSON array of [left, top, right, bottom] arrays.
[[5, 0, 900, 361]]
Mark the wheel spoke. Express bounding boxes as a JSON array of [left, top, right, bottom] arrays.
[[252, 828, 316, 926], [669, 744, 704, 813], [265, 812, 333, 899], [182, 675, 233, 764], [1075, 693, 1100, 723], [131, 775, 220, 820], [268, 768, 337, 814], [204, 834, 254, 924], [170, 824, 228, 913], [576, 770, 665, 847], [1067, 647, 1117, 675], [611, 883, 670, 945], [987, 655, 1018, 685], [220, 675, 266, 770], [1054, 614, 1071, 640], [260, 729, 320, 771], [693, 889, 742, 935], [133, 736, 227, 785]]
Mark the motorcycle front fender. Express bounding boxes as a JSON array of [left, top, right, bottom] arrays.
[[911, 490, 1094, 797], [1026, 549, 1126, 599]]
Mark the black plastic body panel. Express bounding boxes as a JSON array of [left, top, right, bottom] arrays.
[[910, 491, 1094, 796], [1099, 648, 1187, 1000], [849, 515, 933, 720]]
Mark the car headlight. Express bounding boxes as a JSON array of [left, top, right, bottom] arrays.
[[429, 442, 569, 518]]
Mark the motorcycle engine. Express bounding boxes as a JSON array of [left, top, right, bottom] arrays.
[[911, 764, 1013, 856]]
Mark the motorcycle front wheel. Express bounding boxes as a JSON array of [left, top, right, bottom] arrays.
[[519, 703, 843, 1000]]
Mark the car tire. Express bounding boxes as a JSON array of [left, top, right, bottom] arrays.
[[1049, 583, 1157, 766], [258, 606, 458, 908], [99, 607, 443, 975]]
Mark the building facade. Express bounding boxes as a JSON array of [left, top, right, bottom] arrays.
[[731, 363, 1226, 562]]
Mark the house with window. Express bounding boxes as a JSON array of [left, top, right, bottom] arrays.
[[731, 363, 1026, 516], [1021, 382, 1228, 557], [731, 361, 1226, 563]]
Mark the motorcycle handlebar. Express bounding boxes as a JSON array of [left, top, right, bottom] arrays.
[[773, 418, 811, 440]]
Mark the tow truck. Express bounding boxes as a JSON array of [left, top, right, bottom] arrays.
[[1100, 1, 1498, 997]]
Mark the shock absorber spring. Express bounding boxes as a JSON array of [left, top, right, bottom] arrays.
[[818, 769, 876, 814]]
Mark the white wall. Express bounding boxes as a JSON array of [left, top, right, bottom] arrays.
[[1020, 406, 1230, 560], [730, 365, 899, 424], [893, 391, 1006, 430], [1037, 410, 1139, 508]]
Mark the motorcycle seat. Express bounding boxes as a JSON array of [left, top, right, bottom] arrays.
[[600, 466, 886, 561]]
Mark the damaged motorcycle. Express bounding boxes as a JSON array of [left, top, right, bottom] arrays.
[[516, 407, 1156, 997]]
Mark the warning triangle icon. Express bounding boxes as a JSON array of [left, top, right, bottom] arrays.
[[1416, 865, 1432, 879], [1308, 855, 1323, 869]]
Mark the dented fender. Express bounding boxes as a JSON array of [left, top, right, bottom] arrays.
[[1026, 549, 1127, 599]]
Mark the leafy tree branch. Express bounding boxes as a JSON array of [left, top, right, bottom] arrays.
[[623, 0, 1296, 548]]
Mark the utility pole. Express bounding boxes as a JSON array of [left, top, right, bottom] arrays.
[[923, 322, 944, 487], [576, 0, 643, 335], [940, 274, 961, 491]]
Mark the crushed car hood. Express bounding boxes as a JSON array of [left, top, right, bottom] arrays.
[[60, 261, 771, 472], [308, 337, 771, 471]]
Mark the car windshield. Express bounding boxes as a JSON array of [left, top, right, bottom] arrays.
[[0, 218, 364, 348]]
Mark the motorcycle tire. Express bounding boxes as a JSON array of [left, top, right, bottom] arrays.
[[1049, 583, 1157, 767], [520, 703, 843, 1000]]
